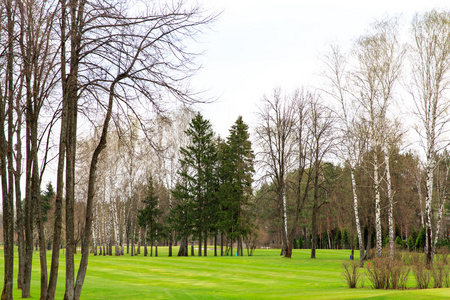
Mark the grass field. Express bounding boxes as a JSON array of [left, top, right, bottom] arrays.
[[1, 247, 450, 299]]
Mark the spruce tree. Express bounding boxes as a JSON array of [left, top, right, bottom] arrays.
[[171, 113, 217, 256], [137, 176, 162, 256], [220, 116, 255, 256]]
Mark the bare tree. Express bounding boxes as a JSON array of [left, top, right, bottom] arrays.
[[323, 44, 366, 267], [51, 1, 216, 298], [256, 89, 296, 256], [0, 1, 16, 298], [352, 17, 403, 259], [308, 94, 335, 259], [410, 9, 450, 267]]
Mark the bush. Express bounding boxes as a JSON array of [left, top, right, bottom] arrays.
[[445, 266, 450, 288], [298, 236, 304, 249], [435, 247, 449, 264], [366, 257, 390, 289], [365, 256, 409, 289], [432, 262, 448, 288], [412, 260, 431, 289], [390, 259, 410, 290], [342, 261, 361, 288], [395, 236, 402, 246]]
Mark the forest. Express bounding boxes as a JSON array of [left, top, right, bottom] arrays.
[[1, 0, 450, 299]]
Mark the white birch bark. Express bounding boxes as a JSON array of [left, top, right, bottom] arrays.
[[383, 144, 394, 261], [282, 186, 288, 248], [113, 199, 121, 256], [416, 172, 425, 227], [374, 150, 382, 258], [350, 167, 364, 267], [425, 154, 434, 257]]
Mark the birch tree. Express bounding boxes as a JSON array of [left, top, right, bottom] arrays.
[[352, 18, 403, 259], [410, 9, 450, 267], [323, 44, 366, 266]]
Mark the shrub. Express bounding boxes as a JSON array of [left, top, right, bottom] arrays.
[[444, 266, 450, 288], [366, 257, 390, 289], [435, 247, 449, 264], [395, 236, 402, 246], [390, 259, 410, 290], [342, 261, 361, 288], [432, 262, 447, 288], [409, 252, 423, 266], [412, 261, 431, 289], [366, 256, 410, 290]]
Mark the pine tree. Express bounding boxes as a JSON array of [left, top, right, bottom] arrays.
[[226, 116, 255, 256], [40, 182, 55, 223], [137, 176, 162, 256], [171, 113, 217, 256]]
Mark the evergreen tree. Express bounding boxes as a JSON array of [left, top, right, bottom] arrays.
[[171, 113, 217, 256], [334, 229, 342, 249], [40, 182, 55, 223], [137, 176, 162, 256], [341, 229, 349, 249], [408, 236, 414, 251], [218, 116, 255, 256]]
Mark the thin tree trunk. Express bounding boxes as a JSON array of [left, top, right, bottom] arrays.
[[221, 233, 224, 256], [144, 227, 148, 256], [14, 74, 25, 290], [374, 151, 382, 258], [425, 158, 434, 267], [350, 168, 364, 268], [384, 147, 395, 261], [47, 4, 68, 290], [0, 4, 15, 297]]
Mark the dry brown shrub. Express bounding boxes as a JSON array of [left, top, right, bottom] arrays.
[[342, 261, 361, 288]]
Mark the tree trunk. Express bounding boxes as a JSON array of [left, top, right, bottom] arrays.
[[14, 78, 25, 290], [425, 157, 434, 267], [198, 231, 202, 256], [281, 185, 289, 256], [220, 233, 224, 256], [366, 226, 372, 260], [177, 236, 188, 256], [384, 146, 394, 261], [350, 168, 365, 267], [374, 151, 382, 258]]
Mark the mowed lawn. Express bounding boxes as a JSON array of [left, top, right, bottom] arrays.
[[1, 247, 450, 299]]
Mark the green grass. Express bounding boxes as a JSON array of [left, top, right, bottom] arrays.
[[1, 247, 450, 299]]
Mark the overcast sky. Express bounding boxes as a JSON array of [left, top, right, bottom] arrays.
[[191, 0, 450, 138]]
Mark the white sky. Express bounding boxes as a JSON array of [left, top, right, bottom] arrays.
[[192, 0, 450, 138]]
